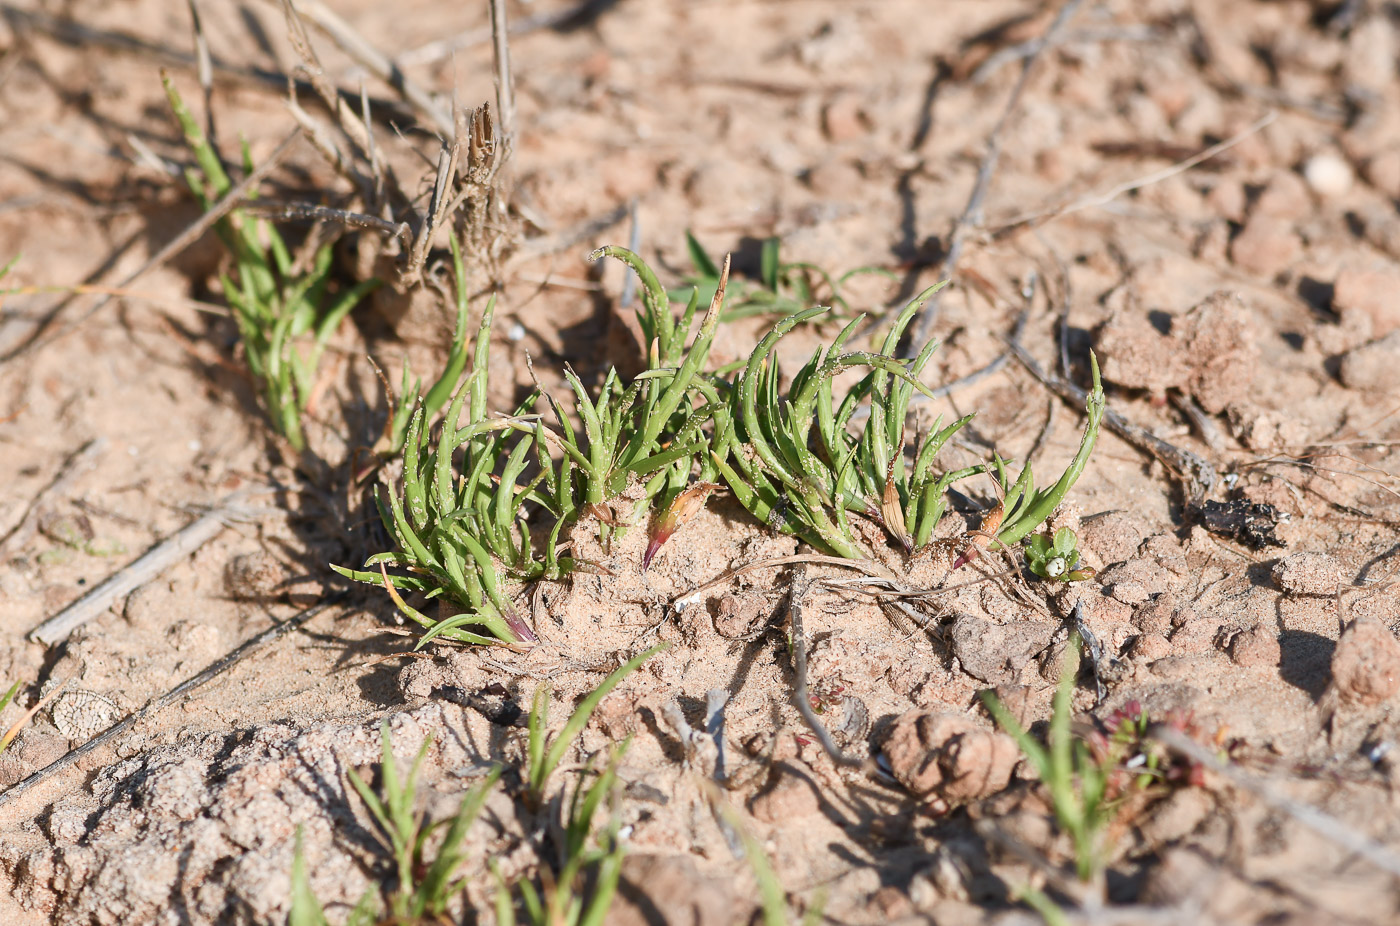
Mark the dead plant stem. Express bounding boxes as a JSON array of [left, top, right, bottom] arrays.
[[903, 0, 1084, 354]]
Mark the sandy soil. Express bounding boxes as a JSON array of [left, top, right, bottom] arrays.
[[3, 0, 1400, 923]]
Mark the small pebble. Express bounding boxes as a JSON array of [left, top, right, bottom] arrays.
[[1271, 551, 1343, 596], [1334, 265, 1400, 337], [1341, 330, 1400, 392], [1327, 616, 1400, 707], [1304, 153, 1354, 197], [1229, 624, 1281, 668], [1229, 214, 1301, 278]]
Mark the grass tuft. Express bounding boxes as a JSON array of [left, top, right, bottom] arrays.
[[163, 74, 379, 452], [338, 246, 1102, 647], [291, 723, 501, 925], [525, 643, 666, 809]]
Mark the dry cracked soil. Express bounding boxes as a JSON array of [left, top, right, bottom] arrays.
[[4, 1, 1400, 924]]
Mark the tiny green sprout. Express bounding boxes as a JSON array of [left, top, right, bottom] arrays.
[[0, 681, 22, 756], [669, 231, 895, 321], [1025, 527, 1095, 583]]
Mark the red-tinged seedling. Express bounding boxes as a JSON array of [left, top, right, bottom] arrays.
[[643, 481, 720, 570], [1086, 700, 1212, 792]]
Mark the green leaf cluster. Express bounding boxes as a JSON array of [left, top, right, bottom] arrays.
[[1025, 527, 1095, 583], [163, 75, 379, 451], [339, 247, 1103, 647], [712, 288, 1105, 563], [291, 652, 660, 926], [670, 231, 896, 321]]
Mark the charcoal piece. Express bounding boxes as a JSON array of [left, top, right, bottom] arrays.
[[1190, 499, 1286, 550]]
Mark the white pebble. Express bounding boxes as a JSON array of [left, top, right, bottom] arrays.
[[1304, 153, 1354, 197], [507, 322, 526, 342]]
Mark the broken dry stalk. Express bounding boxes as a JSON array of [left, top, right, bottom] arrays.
[[787, 568, 869, 771], [29, 493, 261, 645]]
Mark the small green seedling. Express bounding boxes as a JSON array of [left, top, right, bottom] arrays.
[[495, 653, 667, 926], [525, 643, 666, 809], [669, 231, 895, 321], [163, 74, 379, 451], [1025, 527, 1095, 583], [496, 739, 630, 926], [374, 237, 481, 460], [981, 634, 1111, 886], [290, 724, 501, 925], [0, 681, 22, 756]]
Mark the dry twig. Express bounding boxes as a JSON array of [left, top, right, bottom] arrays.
[[1004, 338, 1218, 501], [903, 0, 1085, 354], [1154, 724, 1400, 881], [296, 0, 453, 137], [28, 493, 268, 645], [0, 594, 347, 810], [786, 567, 870, 772]]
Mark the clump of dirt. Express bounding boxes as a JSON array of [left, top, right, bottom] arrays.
[[1096, 290, 1259, 414], [879, 710, 1019, 814]]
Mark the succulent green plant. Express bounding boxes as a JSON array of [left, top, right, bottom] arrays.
[[710, 284, 1104, 567], [1025, 527, 1095, 582], [985, 357, 1104, 549], [339, 244, 1101, 649], [335, 247, 728, 647], [330, 297, 549, 647], [534, 246, 725, 532], [709, 284, 974, 559], [163, 74, 380, 452]]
